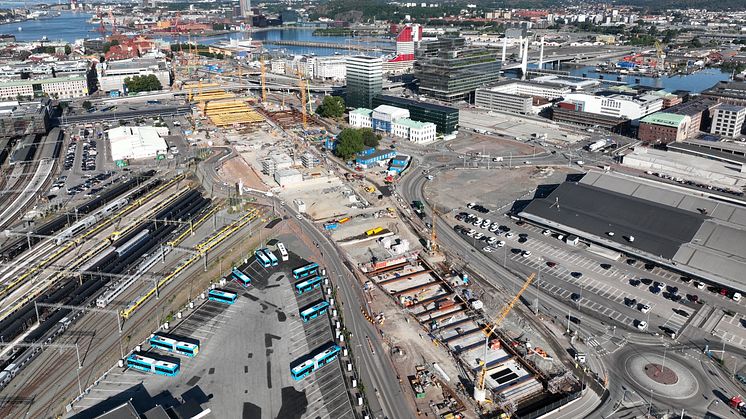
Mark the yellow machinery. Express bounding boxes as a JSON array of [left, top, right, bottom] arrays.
[[474, 272, 537, 403], [430, 207, 439, 254], [654, 41, 665, 70]]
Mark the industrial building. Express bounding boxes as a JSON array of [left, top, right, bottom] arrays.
[[667, 140, 746, 172], [414, 37, 501, 103], [97, 58, 170, 95], [519, 171, 746, 293], [710, 104, 746, 138], [106, 126, 169, 161], [475, 80, 570, 114], [345, 55, 382, 109], [373, 95, 459, 134], [551, 106, 631, 133], [637, 112, 691, 144]]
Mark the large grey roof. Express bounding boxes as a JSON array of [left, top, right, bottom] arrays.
[[521, 182, 706, 259]]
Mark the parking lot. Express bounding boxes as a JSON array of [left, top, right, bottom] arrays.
[[71, 236, 353, 419]]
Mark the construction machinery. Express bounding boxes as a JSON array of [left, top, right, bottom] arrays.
[[260, 56, 268, 103], [474, 272, 537, 404]]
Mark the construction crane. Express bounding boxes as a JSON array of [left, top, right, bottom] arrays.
[[654, 41, 665, 71], [108, 9, 118, 36], [260, 56, 268, 103], [296, 66, 308, 128], [474, 272, 537, 404]]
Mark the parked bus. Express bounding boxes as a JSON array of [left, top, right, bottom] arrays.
[[149, 333, 199, 357], [290, 343, 342, 381], [277, 242, 289, 262], [126, 352, 180, 376], [295, 276, 323, 295], [300, 300, 330, 323], [292, 262, 319, 280], [262, 248, 279, 266], [255, 249, 272, 268], [231, 267, 252, 287], [208, 289, 237, 304]]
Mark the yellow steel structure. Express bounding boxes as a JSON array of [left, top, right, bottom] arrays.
[[654, 41, 665, 70], [476, 273, 537, 396], [199, 99, 264, 126], [121, 207, 263, 319]]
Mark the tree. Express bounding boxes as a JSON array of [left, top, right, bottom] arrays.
[[361, 128, 380, 148], [317, 96, 345, 118], [82, 100, 93, 110], [334, 128, 364, 160], [124, 74, 163, 93], [64, 44, 71, 55]]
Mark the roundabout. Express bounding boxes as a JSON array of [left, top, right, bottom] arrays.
[[623, 351, 699, 400]]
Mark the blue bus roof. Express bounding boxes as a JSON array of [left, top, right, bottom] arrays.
[[300, 301, 329, 316]]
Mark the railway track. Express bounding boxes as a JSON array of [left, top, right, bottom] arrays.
[[0, 207, 264, 418]]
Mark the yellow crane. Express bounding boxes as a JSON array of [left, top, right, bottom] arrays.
[[296, 66, 308, 128], [260, 56, 268, 103], [475, 272, 537, 404], [430, 206, 439, 254], [654, 41, 666, 71]]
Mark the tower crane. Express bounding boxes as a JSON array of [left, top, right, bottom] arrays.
[[474, 272, 537, 404], [260, 56, 268, 103], [654, 41, 665, 71], [429, 206, 439, 254], [296, 66, 308, 128], [108, 9, 118, 36]]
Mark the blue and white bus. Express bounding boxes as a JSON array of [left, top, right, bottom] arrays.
[[231, 267, 252, 287], [255, 249, 272, 268], [149, 333, 200, 357], [208, 289, 237, 304], [295, 276, 324, 295], [292, 262, 319, 280], [263, 248, 279, 266], [126, 352, 180, 376], [300, 300, 330, 323], [277, 242, 289, 262], [290, 343, 342, 381]]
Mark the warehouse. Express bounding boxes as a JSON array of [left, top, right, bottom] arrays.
[[106, 126, 169, 161], [519, 171, 746, 292]]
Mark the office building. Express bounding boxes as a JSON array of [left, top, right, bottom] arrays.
[[711, 104, 746, 138], [313, 56, 346, 81], [414, 37, 501, 102], [637, 112, 691, 144], [372, 105, 410, 132], [475, 80, 570, 114], [0, 75, 89, 100], [348, 108, 373, 128], [664, 98, 719, 138], [345, 55, 382, 109], [558, 92, 664, 121], [373, 95, 459, 134], [0, 99, 52, 137], [392, 118, 437, 144]]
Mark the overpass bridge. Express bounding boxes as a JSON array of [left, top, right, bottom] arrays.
[[262, 40, 394, 53]]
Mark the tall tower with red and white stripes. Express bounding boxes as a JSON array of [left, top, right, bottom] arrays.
[[385, 24, 421, 73]]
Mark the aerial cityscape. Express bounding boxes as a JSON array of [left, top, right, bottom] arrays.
[[2, 0, 746, 418]]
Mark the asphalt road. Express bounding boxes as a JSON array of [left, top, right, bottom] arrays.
[[270, 201, 414, 419]]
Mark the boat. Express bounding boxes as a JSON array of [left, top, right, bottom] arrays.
[[17, 27, 21, 32]]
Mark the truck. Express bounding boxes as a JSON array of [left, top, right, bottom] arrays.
[[587, 139, 609, 152], [412, 201, 424, 211]]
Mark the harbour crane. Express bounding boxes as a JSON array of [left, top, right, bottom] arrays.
[[474, 272, 537, 404], [654, 41, 666, 71]]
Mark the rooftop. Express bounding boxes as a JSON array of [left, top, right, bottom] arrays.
[[0, 75, 85, 87], [702, 80, 746, 100], [373, 104, 408, 115], [375, 95, 459, 113], [394, 118, 433, 129], [350, 107, 373, 116], [640, 112, 688, 127], [665, 98, 719, 116], [716, 104, 746, 113]]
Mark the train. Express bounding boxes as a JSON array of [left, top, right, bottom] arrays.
[[54, 197, 130, 245]]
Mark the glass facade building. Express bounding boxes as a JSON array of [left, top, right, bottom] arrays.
[[373, 95, 459, 134], [345, 55, 383, 109], [414, 37, 501, 103]]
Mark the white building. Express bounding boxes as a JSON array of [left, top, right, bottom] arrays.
[[0, 75, 89, 100], [711, 104, 746, 138], [270, 59, 286, 75], [107, 126, 169, 161], [475, 80, 570, 114], [348, 108, 373, 128], [97, 58, 170, 95], [392, 118, 437, 143], [274, 168, 303, 187], [313, 56, 346, 81], [372, 105, 410, 132], [561, 92, 664, 120]]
